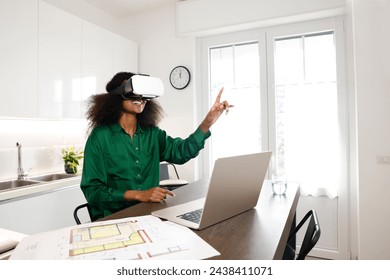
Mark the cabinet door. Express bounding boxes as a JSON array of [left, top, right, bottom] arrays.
[[0, 185, 87, 235], [82, 21, 114, 117], [114, 34, 138, 73], [0, 0, 38, 118], [38, 1, 82, 118]]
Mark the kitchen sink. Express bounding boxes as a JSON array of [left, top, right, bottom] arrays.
[[0, 173, 80, 193], [0, 180, 41, 192], [28, 173, 79, 182]]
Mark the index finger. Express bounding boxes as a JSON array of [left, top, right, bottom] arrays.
[[165, 189, 175, 197], [160, 187, 175, 197], [214, 87, 224, 104]]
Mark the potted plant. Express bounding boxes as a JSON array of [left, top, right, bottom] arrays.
[[62, 147, 84, 174]]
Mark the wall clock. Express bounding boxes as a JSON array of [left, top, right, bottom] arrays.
[[169, 66, 191, 90]]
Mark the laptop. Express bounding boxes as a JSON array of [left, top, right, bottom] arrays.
[[152, 151, 272, 230]]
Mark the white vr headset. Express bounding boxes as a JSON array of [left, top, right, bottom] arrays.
[[109, 75, 164, 99]]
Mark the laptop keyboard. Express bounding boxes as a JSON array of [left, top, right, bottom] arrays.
[[177, 208, 203, 224]]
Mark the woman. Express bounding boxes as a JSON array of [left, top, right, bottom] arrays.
[[80, 72, 230, 220]]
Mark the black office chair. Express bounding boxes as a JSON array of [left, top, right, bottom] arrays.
[[283, 209, 321, 260], [73, 202, 94, 225], [159, 162, 188, 190]]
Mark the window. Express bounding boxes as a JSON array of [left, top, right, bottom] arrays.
[[200, 21, 347, 199], [208, 42, 262, 165], [272, 31, 340, 198]]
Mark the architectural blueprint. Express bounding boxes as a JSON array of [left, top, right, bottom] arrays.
[[9, 215, 219, 260]]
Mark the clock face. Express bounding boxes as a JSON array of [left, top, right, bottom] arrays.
[[169, 66, 191, 90]]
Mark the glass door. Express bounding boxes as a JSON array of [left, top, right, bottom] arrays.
[[208, 42, 262, 166]]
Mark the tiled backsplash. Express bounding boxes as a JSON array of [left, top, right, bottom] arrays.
[[0, 118, 88, 181]]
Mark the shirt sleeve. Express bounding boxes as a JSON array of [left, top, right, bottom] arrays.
[[159, 126, 211, 164]]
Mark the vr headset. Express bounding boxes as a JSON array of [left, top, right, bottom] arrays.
[[109, 75, 164, 100]]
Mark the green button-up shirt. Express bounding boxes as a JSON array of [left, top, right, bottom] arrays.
[[80, 123, 211, 220]]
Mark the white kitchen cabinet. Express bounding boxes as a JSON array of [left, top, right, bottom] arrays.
[[81, 21, 115, 117], [0, 0, 138, 119], [38, 1, 82, 119], [0, 0, 39, 118], [0, 185, 87, 235]]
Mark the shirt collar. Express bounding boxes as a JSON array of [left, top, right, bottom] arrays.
[[109, 123, 143, 135]]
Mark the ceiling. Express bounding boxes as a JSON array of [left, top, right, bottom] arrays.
[[83, 0, 181, 18]]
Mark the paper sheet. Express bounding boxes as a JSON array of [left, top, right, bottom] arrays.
[[0, 237, 18, 254], [9, 215, 219, 260], [0, 228, 27, 260]]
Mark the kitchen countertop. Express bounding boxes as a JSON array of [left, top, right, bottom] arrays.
[[0, 175, 81, 202]]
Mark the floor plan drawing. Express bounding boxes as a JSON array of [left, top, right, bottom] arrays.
[[69, 219, 151, 257], [10, 215, 220, 260]]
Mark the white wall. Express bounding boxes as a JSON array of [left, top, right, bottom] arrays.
[[0, 118, 87, 181], [347, 0, 390, 260], [122, 5, 199, 182], [177, 0, 345, 36]]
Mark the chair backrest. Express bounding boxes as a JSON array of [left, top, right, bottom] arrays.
[[160, 162, 180, 180], [159, 162, 188, 190], [73, 202, 94, 225], [286, 209, 321, 260]]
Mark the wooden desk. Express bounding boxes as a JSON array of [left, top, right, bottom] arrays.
[[100, 180, 300, 260]]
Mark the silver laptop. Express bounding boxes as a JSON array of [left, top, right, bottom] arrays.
[[152, 151, 272, 230]]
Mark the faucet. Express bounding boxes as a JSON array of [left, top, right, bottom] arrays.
[[16, 142, 29, 180]]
